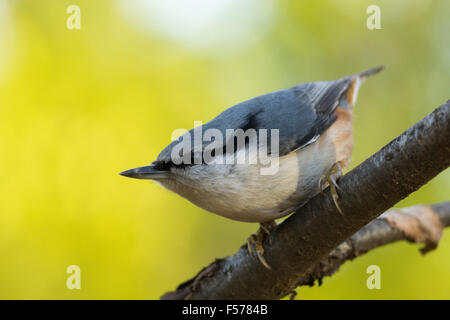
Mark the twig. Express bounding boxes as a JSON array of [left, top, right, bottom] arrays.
[[297, 202, 450, 289]]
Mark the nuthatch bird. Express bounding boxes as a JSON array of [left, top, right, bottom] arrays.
[[121, 66, 384, 269]]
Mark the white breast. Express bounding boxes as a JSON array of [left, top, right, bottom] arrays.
[[158, 133, 337, 223]]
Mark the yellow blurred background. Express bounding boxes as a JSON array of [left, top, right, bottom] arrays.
[[0, 0, 449, 299]]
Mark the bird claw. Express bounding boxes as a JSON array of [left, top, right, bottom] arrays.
[[247, 234, 256, 259], [247, 221, 276, 270], [320, 162, 344, 215]]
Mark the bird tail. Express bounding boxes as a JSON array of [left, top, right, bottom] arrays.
[[119, 165, 168, 180], [340, 66, 384, 109], [357, 65, 385, 81]]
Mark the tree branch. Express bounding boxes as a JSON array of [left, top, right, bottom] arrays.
[[162, 101, 450, 300], [297, 202, 450, 292]]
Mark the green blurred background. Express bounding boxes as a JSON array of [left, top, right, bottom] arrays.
[[0, 0, 449, 299]]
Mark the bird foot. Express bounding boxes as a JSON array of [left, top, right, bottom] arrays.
[[247, 221, 277, 270], [319, 162, 344, 215]]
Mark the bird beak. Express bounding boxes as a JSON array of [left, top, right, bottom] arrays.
[[119, 165, 167, 180]]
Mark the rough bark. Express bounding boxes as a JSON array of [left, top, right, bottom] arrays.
[[162, 101, 450, 300], [297, 202, 449, 292]]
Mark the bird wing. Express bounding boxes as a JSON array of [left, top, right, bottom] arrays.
[[154, 77, 353, 169]]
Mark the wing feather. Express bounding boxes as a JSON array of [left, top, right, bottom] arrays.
[[155, 77, 352, 168]]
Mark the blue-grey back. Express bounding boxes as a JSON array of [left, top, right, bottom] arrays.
[[155, 77, 351, 167]]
